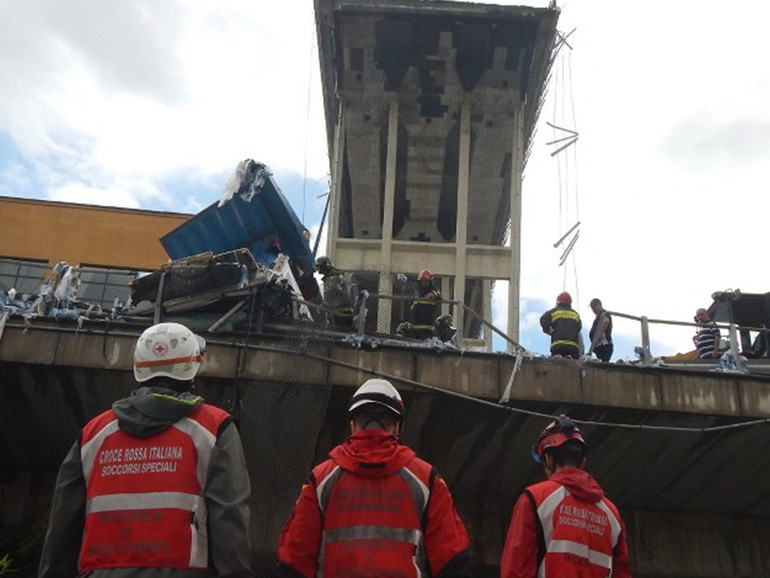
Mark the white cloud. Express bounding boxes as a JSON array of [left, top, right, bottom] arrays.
[[1, 0, 770, 361], [48, 183, 142, 209], [0, 0, 329, 209]]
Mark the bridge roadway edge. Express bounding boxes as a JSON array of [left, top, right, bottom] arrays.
[[2, 321, 770, 576]]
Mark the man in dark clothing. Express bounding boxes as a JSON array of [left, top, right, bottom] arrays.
[[587, 298, 613, 362], [38, 322, 253, 578], [277, 378, 472, 578], [501, 415, 630, 578], [315, 256, 355, 329], [540, 292, 582, 359]]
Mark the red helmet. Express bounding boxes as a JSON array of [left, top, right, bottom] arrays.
[[556, 291, 572, 305], [418, 269, 433, 281], [533, 414, 585, 461]]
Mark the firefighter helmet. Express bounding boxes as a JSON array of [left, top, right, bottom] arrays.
[[418, 269, 433, 282], [315, 256, 332, 272], [348, 378, 405, 420], [556, 291, 572, 305], [533, 414, 586, 462], [134, 322, 205, 383]]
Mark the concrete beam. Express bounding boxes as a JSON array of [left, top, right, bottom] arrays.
[[334, 239, 512, 279]]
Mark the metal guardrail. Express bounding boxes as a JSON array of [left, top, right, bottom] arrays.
[[288, 291, 521, 352], [363, 293, 522, 351], [609, 310, 770, 373]]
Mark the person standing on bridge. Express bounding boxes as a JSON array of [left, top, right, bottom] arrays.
[[315, 256, 355, 330], [38, 322, 253, 578], [587, 298, 613, 362], [409, 268, 442, 339], [501, 415, 630, 578], [540, 292, 582, 359], [276, 378, 472, 578]]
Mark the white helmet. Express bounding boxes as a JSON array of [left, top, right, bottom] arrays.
[[348, 378, 405, 420], [134, 322, 204, 383]]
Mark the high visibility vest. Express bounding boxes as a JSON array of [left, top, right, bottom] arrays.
[[78, 404, 230, 571], [312, 458, 434, 578], [526, 480, 623, 578]]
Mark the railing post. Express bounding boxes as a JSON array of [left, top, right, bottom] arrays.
[[357, 291, 369, 336], [455, 301, 464, 349], [640, 315, 653, 366], [153, 271, 166, 325], [728, 323, 748, 373]]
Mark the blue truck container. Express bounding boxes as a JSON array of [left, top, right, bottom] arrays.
[[161, 160, 314, 275]]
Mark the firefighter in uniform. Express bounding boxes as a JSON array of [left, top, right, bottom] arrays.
[[38, 322, 253, 578], [501, 415, 630, 578], [277, 378, 472, 578], [540, 292, 582, 359], [409, 268, 442, 339], [315, 256, 355, 330]]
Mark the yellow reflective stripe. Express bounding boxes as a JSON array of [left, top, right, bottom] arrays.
[[149, 393, 203, 405], [86, 491, 197, 514], [551, 310, 579, 322], [548, 539, 612, 569], [552, 340, 578, 348]]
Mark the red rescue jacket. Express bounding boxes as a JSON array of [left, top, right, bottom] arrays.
[[278, 430, 471, 578], [501, 468, 630, 578], [78, 403, 230, 571]]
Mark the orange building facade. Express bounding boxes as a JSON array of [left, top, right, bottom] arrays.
[[0, 196, 192, 308], [0, 196, 191, 270]]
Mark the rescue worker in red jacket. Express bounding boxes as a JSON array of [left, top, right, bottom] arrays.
[[501, 415, 630, 578], [277, 378, 472, 578], [38, 322, 253, 578]]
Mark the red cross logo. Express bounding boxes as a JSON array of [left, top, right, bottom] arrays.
[[153, 341, 169, 357]]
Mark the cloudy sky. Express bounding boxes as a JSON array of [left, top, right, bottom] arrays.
[[2, 0, 769, 360]]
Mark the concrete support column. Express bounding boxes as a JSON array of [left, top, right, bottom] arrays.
[[378, 99, 399, 333], [328, 100, 346, 259], [454, 102, 471, 344], [482, 278, 493, 350], [508, 100, 523, 349], [441, 277, 451, 317]]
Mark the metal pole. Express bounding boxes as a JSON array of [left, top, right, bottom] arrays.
[[728, 323, 748, 373], [640, 315, 652, 366]]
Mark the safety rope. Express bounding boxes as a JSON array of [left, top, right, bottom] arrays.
[[207, 336, 770, 436]]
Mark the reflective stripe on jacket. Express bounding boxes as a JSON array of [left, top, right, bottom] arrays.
[[278, 431, 471, 578], [527, 479, 622, 578], [312, 457, 433, 578], [540, 306, 581, 350], [78, 404, 229, 571]]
